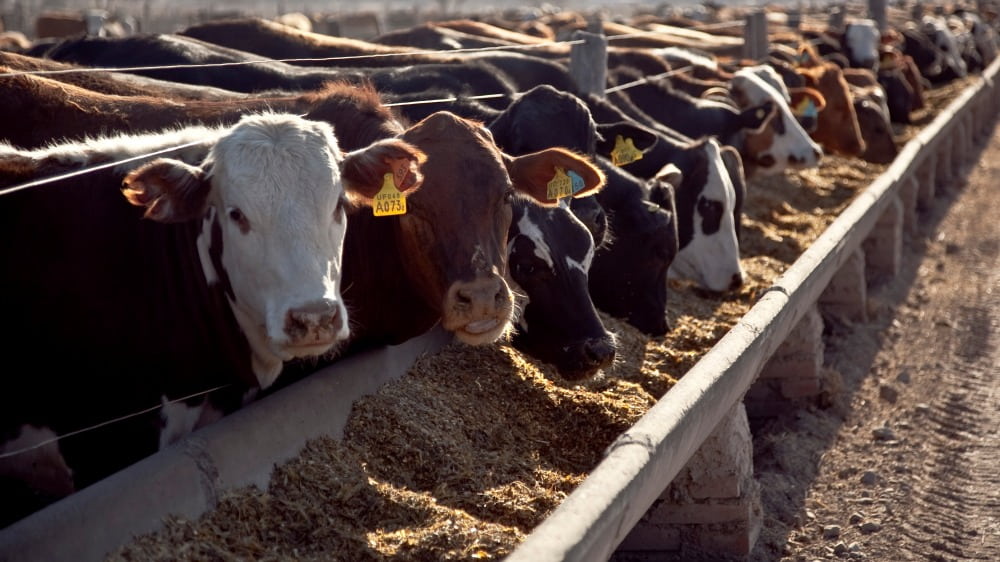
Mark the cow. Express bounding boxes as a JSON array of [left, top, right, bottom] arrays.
[[842, 19, 882, 69], [728, 66, 824, 177], [25, 33, 522, 107], [588, 157, 679, 335], [0, 50, 253, 101], [177, 17, 582, 94], [605, 66, 779, 172], [583, 93, 746, 293], [850, 84, 898, 164], [794, 62, 866, 157], [486, 85, 638, 377], [0, 113, 425, 525], [28, 33, 348, 93]]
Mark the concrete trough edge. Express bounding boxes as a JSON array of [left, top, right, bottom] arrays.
[[507, 58, 1000, 562], [0, 326, 454, 562]]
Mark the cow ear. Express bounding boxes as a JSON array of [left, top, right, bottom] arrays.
[[122, 158, 210, 223], [505, 147, 606, 205], [341, 139, 426, 204], [653, 162, 683, 188], [595, 122, 657, 155], [789, 87, 827, 111], [737, 101, 777, 135], [486, 109, 518, 153]]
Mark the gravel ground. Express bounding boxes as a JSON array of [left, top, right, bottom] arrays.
[[749, 116, 1000, 561]]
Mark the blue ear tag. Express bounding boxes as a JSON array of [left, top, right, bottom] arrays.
[[567, 170, 586, 194], [794, 97, 819, 119]]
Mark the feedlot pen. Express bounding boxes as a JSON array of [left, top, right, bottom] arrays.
[[2, 40, 999, 562]]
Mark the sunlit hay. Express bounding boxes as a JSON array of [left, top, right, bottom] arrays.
[[108, 73, 975, 562]]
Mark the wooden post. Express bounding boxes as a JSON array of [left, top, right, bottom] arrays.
[[743, 11, 768, 62], [829, 4, 846, 30], [787, 8, 802, 30], [569, 30, 607, 98], [869, 0, 888, 31]]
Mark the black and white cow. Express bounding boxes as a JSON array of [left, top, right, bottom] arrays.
[[0, 113, 424, 525], [583, 94, 746, 293]]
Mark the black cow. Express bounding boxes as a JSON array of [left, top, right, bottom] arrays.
[[0, 113, 425, 525]]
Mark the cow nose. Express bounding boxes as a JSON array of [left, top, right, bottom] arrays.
[[455, 276, 508, 311], [583, 336, 616, 369], [729, 272, 744, 291], [285, 298, 342, 340]]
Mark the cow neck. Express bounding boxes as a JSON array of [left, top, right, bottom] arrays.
[[157, 214, 258, 389], [340, 211, 440, 352], [307, 90, 439, 352]]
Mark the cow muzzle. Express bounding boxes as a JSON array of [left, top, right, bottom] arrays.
[[282, 298, 347, 354], [443, 275, 513, 345], [560, 334, 617, 380]]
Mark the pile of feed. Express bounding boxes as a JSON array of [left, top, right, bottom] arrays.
[[109, 77, 977, 561]]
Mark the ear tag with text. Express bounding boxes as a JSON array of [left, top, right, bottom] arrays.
[[547, 167, 574, 200], [611, 135, 644, 166], [373, 172, 407, 217], [793, 97, 818, 118]]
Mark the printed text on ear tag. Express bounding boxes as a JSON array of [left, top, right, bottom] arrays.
[[611, 135, 644, 166], [547, 167, 573, 200], [373, 172, 407, 217]]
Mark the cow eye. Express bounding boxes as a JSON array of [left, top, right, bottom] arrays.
[[504, 189, 515, 204], [334, 197, 347, 222], [227, 207, 250, 232]]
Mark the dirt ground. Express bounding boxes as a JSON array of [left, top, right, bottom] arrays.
[[749, 117, 1000, 560]]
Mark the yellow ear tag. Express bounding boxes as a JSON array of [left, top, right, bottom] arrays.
[[373, 172, 407, 217], [794, 97, 818, 118], [547, 167, 573, 200], [611, 135, 644, 167]]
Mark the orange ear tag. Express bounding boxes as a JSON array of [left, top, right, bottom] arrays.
[[373, 172, 407, 217], [611, 135, 644, 167], [547, 167, 573, 200]]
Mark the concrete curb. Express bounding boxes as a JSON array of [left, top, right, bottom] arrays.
[[507, 58, 1000, 561], [0, 327, 453, 562]]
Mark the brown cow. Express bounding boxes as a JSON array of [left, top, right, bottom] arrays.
[[795, 62, 866, 157], [0, 51, 248, 101]]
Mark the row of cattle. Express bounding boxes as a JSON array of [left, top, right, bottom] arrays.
[[0, 6, 993, 528]]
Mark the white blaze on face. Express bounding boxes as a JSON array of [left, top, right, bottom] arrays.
[[515, 209, 555, 272], [845, 20, 881, 68], [195, 115, 349, 388], [732, 67, 823, 175], [669, 140, 743, 292]]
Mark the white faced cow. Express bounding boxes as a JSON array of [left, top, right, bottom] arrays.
[[729, 66, 824, 177], [0, 113, 424, 524]]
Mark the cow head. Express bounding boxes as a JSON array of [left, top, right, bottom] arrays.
[[844, 20, 881, 69], [730, 67, 824, 177], [852, 87, 898, 164], [654, 138, 744, 293], [393, 111, 604, 345], [487, 84, 655, 244], [797, 63, 865, 157], [507, 200, 615, 379], [589, 160, 679, 336], [122, 113, 425, 387]]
